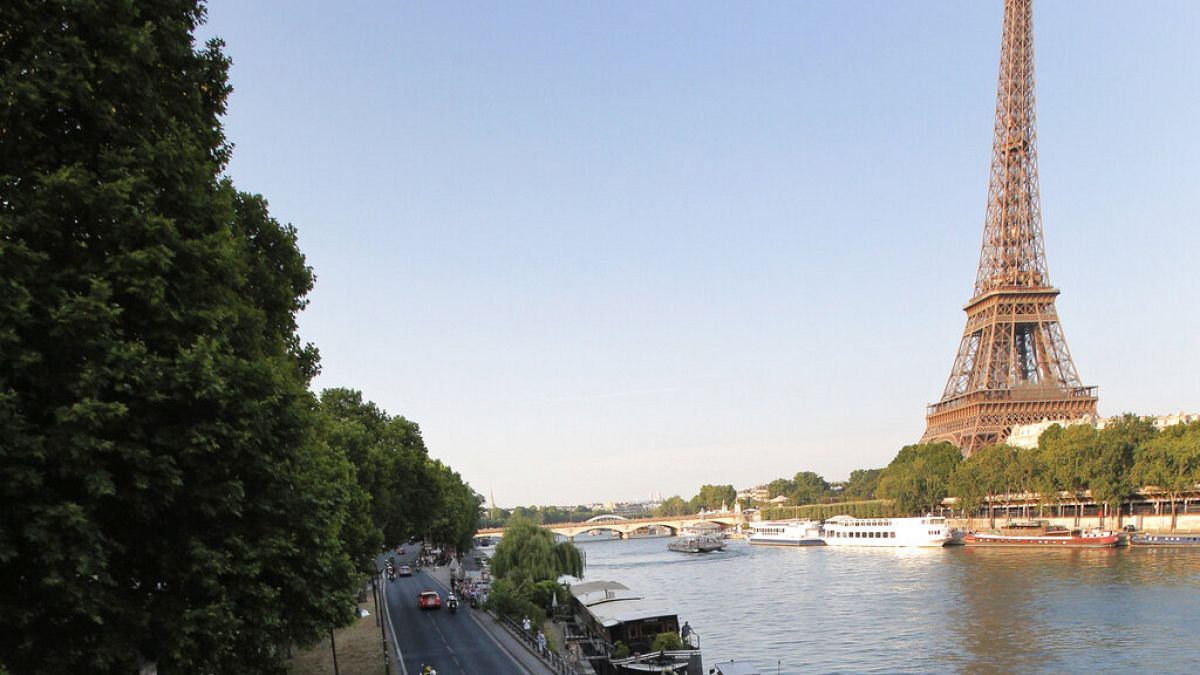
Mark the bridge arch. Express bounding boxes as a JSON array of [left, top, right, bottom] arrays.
[[585, 514, 629, 523]]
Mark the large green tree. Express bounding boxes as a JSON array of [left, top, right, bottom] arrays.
[[790, 471, 830, 505], [426, 459, 484, 552], [318, 388, 439, 552], [1039, 424, 1099, 524], [654, 495, 692, 517], [767, 477, 796, 500], [490, 515, 584, 583], [840, 468, 883, 501], [317, 389, 483, 555], [0, 2, 358, 672], [877, 442, 961, 515], [689, 484, 737, 512], [1089, 415, 1157, 526]]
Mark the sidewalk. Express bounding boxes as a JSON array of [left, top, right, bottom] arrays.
[[422, 564, 559, 675]]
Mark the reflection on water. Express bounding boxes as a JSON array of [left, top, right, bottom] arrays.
[[573, 538, 1200, 673]]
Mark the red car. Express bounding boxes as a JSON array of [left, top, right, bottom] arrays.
[[418, 591, 441, 610], [398, 565, 412, 577]]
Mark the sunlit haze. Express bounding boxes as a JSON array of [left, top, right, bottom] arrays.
[[198, 2, 1199, 506]]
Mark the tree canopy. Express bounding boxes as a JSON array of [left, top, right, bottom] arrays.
[[689, 484, 737, 512], [840, 468, 882, 501], [1132, 421, 1200, 528], [490, 515, 584, 584], [0, 1, 366, 671], [654, 495, 693, 517], [0, 3, 483, 672], [877, 442, 962, 515]]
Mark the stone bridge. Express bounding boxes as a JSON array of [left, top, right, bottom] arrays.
[[476, 512, 747, 540]]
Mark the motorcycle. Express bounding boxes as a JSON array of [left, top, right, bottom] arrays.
[[447, 595, 458, 614]]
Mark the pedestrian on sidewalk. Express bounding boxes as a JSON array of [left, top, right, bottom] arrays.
[[522, 615, 531, 636], [536, 629, 547, 656]]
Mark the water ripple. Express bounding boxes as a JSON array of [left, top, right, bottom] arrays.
[[572, 537, 1200, 673]]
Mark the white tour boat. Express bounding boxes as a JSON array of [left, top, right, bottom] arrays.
[[748, 519, 825, 546], [821, 514, 951, 547]]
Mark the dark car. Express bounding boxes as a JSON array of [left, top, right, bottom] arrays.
[[398, 565, 412, 577], [418, 591, 441, 609]]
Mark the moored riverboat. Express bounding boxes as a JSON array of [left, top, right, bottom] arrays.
[[963, 520, 1118, 547], [1129, 532, 1200, 546], [569, 580, 703, 674], [822, 515, 951, 547], [667, 535, 725, 553], [748, 519, 824, 546]]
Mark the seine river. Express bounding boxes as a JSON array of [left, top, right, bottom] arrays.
[[572, 535, 1200, 673]]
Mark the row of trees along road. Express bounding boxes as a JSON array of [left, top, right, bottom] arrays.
[[945, 416, 1200, 529], [872, 416, 1200, 529], [0, 3, 480, 673]]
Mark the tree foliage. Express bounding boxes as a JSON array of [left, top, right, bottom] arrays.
[[426, 459, 484, 552], [318, 389, 435, 549], [939, 417, 1200, 528], [654, 495, 693, 517], [0, 4, 488, 672], [877, 443, 962, 515], [651, 632, 685, 652], [491, 515, 584, 583], [1132, 421, 1200, 528], [761, 499, 895, 521], [840, 468, 883, 501], [0, 2, 363, 671], [318, 389, 483, 557], [488, 516, 583, 620], [791, 471, 831, 504], [688, 484, 736, 512]]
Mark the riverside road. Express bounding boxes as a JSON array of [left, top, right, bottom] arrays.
[[379, 549, 530, 675]]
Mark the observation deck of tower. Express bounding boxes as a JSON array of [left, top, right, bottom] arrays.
[[921, 0, 1097, 454]]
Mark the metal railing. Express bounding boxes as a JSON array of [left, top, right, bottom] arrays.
[[374, 569, 406, 675], [495, 613, 580, 675]]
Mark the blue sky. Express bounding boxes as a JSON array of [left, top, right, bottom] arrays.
[[198, 2, 1200, 506]]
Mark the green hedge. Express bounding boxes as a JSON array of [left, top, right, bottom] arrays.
[[760, 499, 896, 521]]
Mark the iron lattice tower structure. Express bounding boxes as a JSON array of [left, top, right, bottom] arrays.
[[922, 0, 1096, 454]]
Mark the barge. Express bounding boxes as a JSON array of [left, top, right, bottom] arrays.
[[1128, 532, 1200, 546], [569, 580, 703, 674], [964, 520, 1119, 547]]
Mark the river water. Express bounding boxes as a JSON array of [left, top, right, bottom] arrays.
[[571, 536, 1200, 673]]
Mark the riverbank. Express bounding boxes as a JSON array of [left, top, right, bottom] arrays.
[[947, 512, 1200, 533], [574, 530, 1200, 672]]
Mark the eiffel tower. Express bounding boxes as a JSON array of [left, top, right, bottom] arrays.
[[922, 0, 1097, 454]]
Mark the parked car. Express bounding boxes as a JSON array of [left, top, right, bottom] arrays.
[[398, 565, 412, 577], [418, 591, 441, 609]]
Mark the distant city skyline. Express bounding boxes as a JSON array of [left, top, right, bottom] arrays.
[[198, 2, 1200, 505]]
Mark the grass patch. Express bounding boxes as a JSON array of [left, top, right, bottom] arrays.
[[288, 584, 387, 675]]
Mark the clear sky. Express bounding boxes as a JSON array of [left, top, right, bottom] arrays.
[[197, 2, 1199, 507]]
